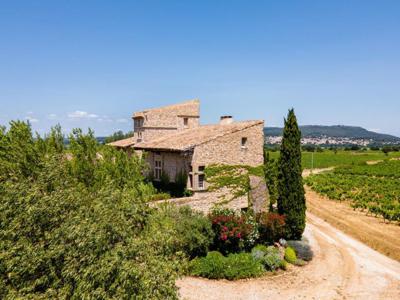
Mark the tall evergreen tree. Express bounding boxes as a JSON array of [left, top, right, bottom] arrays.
[[277, 109, 306, 239]]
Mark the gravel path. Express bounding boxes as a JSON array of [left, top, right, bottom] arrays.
[[177, 213, 400, 299]]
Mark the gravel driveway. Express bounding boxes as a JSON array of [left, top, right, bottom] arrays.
[[177, 213, 400, 299]]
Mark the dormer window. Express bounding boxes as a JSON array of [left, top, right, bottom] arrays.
[[134, 117, 144, 131], [241, 137, 248, 148]]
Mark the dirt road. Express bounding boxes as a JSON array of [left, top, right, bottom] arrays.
[[177, 213, 400, 299]]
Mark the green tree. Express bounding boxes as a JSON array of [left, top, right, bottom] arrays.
[[105, 130, 134, 143], [277, 109, 306, 240], [263, 150, 278, 211], [0, 122, 185, 299]]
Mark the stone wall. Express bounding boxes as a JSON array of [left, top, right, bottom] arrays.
[[146, 151, 191, 182], [192, 122, 264, 167], [150, 190, 248, 214], [133, 100, 200, 142]]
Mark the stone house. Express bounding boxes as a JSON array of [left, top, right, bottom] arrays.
[[109, 100, 266, 210]]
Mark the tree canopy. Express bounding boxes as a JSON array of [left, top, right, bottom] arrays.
[[0, 121, 183, 299], [277, 109, 306, 240]]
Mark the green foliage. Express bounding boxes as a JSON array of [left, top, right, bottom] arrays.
[[150, 192, 172, 201], [190, 251, 225, 279], [204, 164, 264, 203], [264, 151, 279, 209], [251, 245, 284, 271], [284, 246, 297, 264], [190, 251, 264, 280], [305, 161, 400, 222], [334, 160, 400, 178], [268, 150, 400, 169], [152, 169, 191, 198], [257, 212, 286, 244], [0, 121, 186, 299], [0, 120, 41, 180], [277, 109, 306, 240], [209, 207, 259, 254], [105, 130, 134, 144], [145, 205, 214, 258]]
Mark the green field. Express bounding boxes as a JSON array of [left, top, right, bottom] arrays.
[[268, 150, 400, 169], [305, 160, 400, 222]]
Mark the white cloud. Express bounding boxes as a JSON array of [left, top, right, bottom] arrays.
[[368, 128, 381, 133], [116, 118, 128, 123], [47, 113, 57, 120], [25, 116, 39, 123], [68, 111, 99, 119]]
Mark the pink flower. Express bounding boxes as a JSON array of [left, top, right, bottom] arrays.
[[236, 232, 241, 239], [222, 226, 228, 232], [220, 234, 228, 241]]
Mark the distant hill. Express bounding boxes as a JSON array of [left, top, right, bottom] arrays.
[[264, 125, 400, 143]]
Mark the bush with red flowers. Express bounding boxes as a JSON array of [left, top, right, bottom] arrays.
[[257, 212, 286, 244], [209, 207, 258, 254]]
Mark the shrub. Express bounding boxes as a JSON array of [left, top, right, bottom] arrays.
[[287, 239, 314, 261], [146, 205, 214, 258], [294, 259, 307, 266], [284, 246, 297, 264], [150, 192, 171, 201], [209, 207, 258, 254], [257, 212, 286, 244], [224, 253, 264, 280], [190, 251, 264, 280], [279, 260, 288, 270], [251, 245, 284, 271], [190, 251, 225, 279]]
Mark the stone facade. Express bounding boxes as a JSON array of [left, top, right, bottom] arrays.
[[110, 99, 268, 211], [132, 100, 200, 143]]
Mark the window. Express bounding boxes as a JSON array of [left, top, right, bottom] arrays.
[[197, 165, 205, 189], [241, 137, 248, 148], [134, 117, 144, 131], [137, 131, 142, 141], [154, 159, 162, 180], [198, 174, 205, 189], [189, 174, 193, 188], [183, 117, 189, 127]]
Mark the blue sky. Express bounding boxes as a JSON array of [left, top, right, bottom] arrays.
[[0, 0, 399, 136]]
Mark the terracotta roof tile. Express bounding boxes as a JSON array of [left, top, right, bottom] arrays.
[[107, 137, 135, 148], [133, 99, 199, 118], [134, 120, 263, 152]]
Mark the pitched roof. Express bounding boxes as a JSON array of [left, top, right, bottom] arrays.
[[133, 99, 200, 119], [107, 137, 135, 148], [134, 120, 263, 152]]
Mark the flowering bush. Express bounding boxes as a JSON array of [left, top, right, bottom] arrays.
[[257, 212, 286, 244], [209, 207, 258, 254]]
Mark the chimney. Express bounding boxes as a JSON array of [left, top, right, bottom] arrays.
[[220, 115, 234, 125]]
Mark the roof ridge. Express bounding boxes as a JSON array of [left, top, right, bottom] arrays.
[[134, 99, 200, 115]]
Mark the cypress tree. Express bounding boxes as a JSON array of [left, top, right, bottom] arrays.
[[277, 109, 306, 240]]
